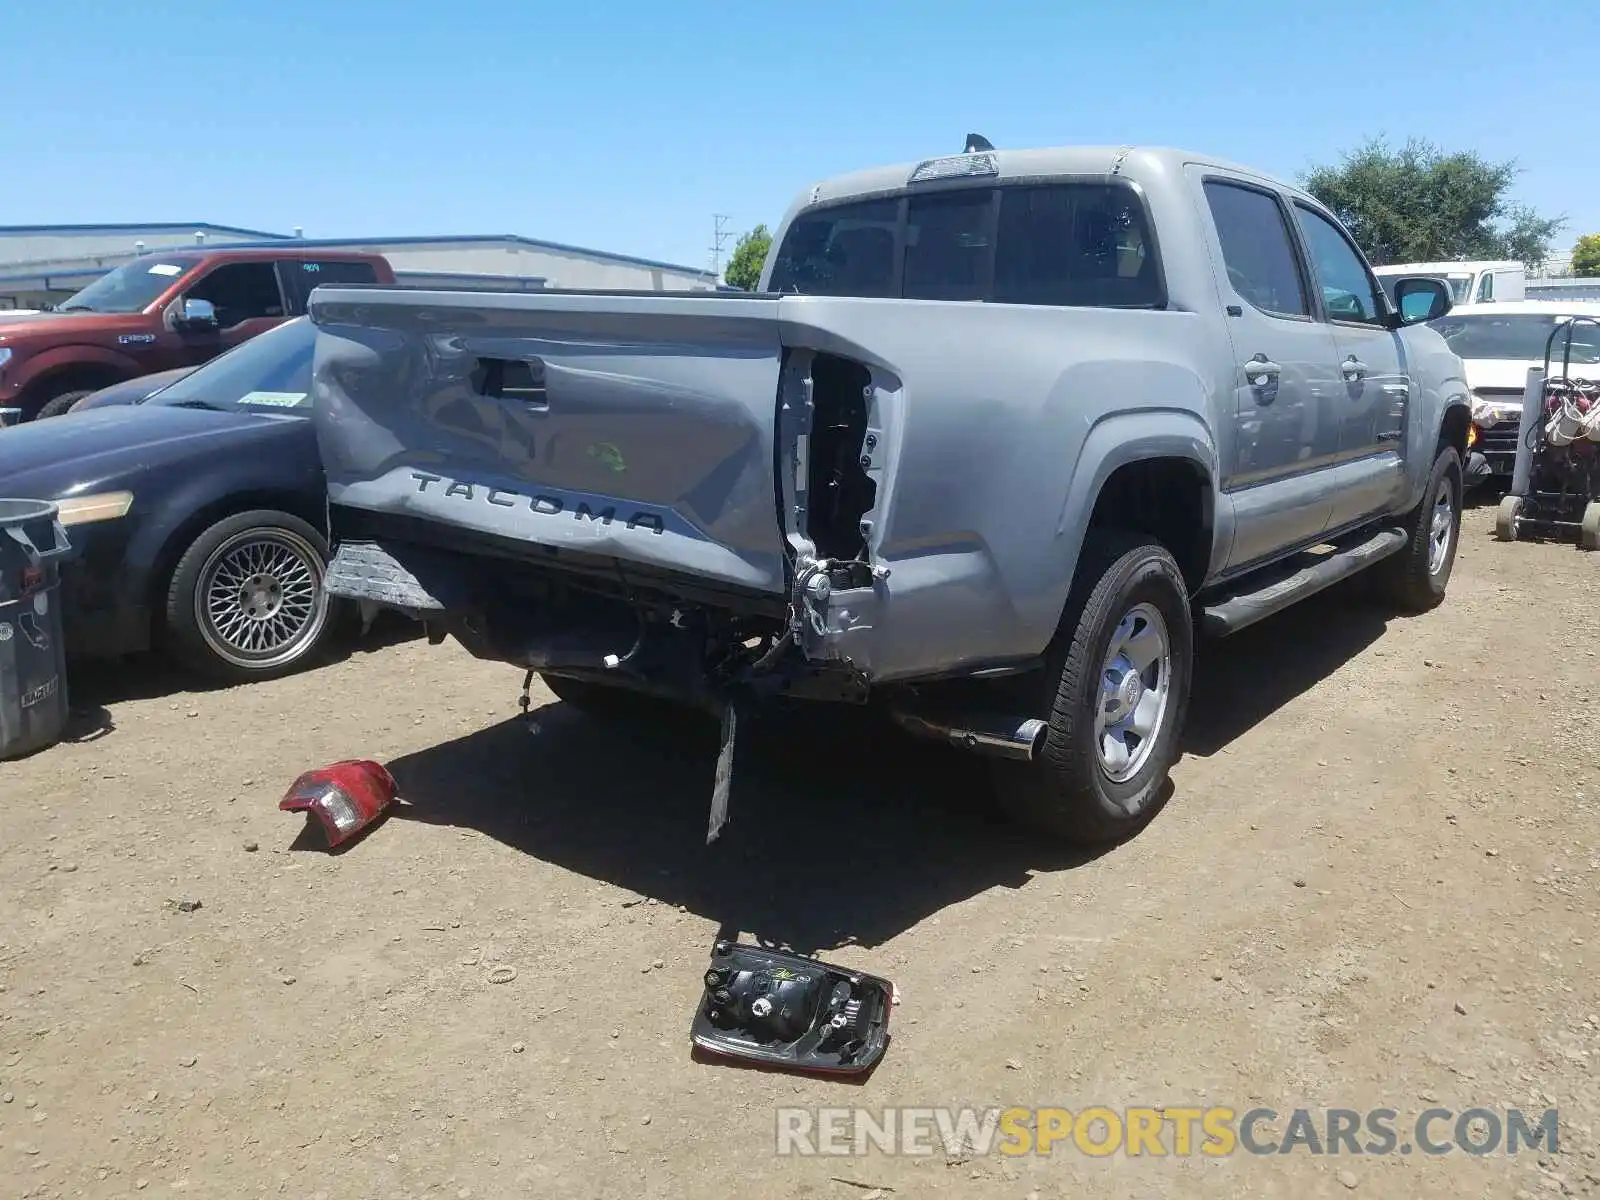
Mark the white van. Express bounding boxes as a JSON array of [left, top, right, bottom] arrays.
[[1374, 260, 1525, 307]]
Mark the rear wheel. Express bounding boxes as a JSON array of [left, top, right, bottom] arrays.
[[989, 532, 1193, 845], [33, 389, 96, 420], [164, 510, 337, 683]]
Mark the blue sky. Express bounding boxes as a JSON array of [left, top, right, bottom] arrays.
[[4, 0, 1596, 275]]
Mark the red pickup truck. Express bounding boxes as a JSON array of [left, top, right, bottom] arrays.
[[0, 247, 394, 421]]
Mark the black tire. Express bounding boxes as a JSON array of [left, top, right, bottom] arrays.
[[539, 672, 706, 729], [33, 389, 96, 420], [990, 532, 1194, 845], [1494, 493, 1523, 543], [163, 510, 337, 683], [1378, 446, 1462, 613], [1580, 502, 1600, 553]]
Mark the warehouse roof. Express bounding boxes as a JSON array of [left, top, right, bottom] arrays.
[[0, 221, 289, 240], [0, 226, 713, 281]]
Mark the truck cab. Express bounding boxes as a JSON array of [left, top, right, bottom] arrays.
[[0, 247, 394, 421]]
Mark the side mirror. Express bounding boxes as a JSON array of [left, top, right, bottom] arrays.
[[177, 297, 217, 330], [1392, 277, 1452, 327]]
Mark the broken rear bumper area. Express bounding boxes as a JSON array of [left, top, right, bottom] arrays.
[[322, 520, 1051, 761], [321, 518, 869, 712]]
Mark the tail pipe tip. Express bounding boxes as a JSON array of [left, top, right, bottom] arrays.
[[890, 710, 1049, 763]]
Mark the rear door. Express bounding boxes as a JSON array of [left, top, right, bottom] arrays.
[[1290, 201, 1409, 528], [1194, 172, 1343, 568]]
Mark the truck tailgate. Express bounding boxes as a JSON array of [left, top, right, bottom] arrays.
[[308, 289, 789, 594]]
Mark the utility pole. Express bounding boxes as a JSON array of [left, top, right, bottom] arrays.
[[710, 214, 734, 281]]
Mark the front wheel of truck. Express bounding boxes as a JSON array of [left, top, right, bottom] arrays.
[[990, 533, 1193, 845], [1376, 444, 1462, 613]]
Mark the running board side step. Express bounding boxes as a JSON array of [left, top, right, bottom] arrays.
[[1200, 527, 1406, 637]]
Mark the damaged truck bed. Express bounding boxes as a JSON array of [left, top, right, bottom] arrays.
[[310, 141, 1471, 845]]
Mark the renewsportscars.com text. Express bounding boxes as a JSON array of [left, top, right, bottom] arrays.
[[774, 1105, 1559, 1158]]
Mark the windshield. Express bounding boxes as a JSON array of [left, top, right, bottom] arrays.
[[148, 317, 315, 411], [767, 182, 1163, 308], [1431, 313, 1600, 364], [55, 253, 203, 314]]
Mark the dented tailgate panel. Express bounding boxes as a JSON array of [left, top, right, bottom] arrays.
[[309, 289, 790, 594]]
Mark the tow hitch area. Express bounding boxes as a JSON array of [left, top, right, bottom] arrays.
[[279, 759, 397, 849], [691, 939, 893, 1075]]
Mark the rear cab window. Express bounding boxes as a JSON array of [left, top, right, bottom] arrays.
[[767, 182, 1164, 308]]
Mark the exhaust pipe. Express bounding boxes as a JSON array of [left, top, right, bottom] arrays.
[[890, 710, 1049, 762]]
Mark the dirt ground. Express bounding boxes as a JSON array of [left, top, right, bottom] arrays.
[[2, 504, 1598, 1199]]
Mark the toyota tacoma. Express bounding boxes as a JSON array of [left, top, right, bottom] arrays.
[[307, 140, 1471, 845]]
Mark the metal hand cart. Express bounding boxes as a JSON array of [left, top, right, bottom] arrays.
[[1494, 316, 1600, 549]]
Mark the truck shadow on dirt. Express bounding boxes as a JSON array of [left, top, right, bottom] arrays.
[[385, 579, 1390, 954], [1183, 578, 1392, 756], [386, 703, 1081, 956]]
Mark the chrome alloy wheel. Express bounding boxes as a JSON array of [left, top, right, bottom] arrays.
[[1428, 477, 1456, 576], [1095, 602, 1173, 783], [193, 527, 328, 670]]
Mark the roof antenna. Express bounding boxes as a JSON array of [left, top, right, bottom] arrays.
[[964, 133, 995, 154]]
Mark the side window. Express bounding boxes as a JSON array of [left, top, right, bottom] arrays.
[[1476, 272, 1495, 303], [1202, 181, 1309, 318], [1292, 204, 1385, 325], [282, 259, 379, 311], [185, 262, 285, 328]]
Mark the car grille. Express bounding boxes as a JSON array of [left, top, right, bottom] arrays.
[[1478, 424, 1522, 453]]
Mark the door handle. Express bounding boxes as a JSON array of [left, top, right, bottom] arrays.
[[1342, 356, 1368, 381], [1245, 354, 1281, 385]]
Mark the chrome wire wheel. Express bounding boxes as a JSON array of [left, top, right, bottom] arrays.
[[1428, 477, 1456, 576], [1094, 601, 1172, 783], [193, 527, 328, 670]]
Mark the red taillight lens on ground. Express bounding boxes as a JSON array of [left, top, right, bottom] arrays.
[[279, 760, 396, 848]]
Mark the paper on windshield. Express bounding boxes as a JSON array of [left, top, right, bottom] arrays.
[[239, 390, 309, 408], [146, 263, 184, 277]]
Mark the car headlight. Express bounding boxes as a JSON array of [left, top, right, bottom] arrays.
[[55, 490, 134, 526], [0, 347, 12, 369], [1469, 397, 1521, 427]]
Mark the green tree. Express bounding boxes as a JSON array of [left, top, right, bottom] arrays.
[[724, 224, 772, 291], [1570, 233, 1600, 277], [1303, 137, 1564, 270]]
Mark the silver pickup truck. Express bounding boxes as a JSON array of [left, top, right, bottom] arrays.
[[308, 141, 1470, 845]]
